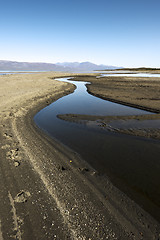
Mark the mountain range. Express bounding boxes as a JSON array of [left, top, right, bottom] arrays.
[[0, 60, 119, 72]]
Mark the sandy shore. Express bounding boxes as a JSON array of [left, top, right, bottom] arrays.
[[0, 72, 160, 239]]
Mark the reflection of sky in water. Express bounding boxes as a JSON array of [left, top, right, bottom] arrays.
[[34, 77, 154, 144], [100, 73, 160, 77], [52, 78, 151, 116]]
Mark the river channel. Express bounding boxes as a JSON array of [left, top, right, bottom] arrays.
[[34, 76, 160, 221]]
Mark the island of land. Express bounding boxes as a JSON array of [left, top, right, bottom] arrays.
[[61, 72, 160, 139], [0, 70, 160, 240]]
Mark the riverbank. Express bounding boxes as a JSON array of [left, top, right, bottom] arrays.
[[72, 75, 160, 113], [0, 72, 160, 239], [67, 74, 160, 140], [58, 113, 160, 140]]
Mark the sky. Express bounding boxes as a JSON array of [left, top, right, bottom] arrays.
[[1, 0, 160, 67]]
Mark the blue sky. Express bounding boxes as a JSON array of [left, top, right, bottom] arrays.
[[1, 0, 160, 67]]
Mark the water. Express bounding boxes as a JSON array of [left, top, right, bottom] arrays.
[[34, 76, 153, 147], [0, 72, 7, 75], [46, 77, 152, 116], [0, 72, 27, 75], [0, 71, 44, 75], [34, 76, 160, 220], [100, 73, 160, 77]]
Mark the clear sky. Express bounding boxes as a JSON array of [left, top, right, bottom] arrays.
[[1, 0, 160, 67]]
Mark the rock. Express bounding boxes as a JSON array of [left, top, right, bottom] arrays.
[[14, 161, 20, 167], [79, 168, 89, 173], [14, 191, 31, 203]]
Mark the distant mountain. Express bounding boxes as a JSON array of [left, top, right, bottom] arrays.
[[55, 61, 118, 71], [0, 60, 119, 72], [0, 60, 62, 71]]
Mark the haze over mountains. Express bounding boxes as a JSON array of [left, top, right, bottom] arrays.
[[0, 60, 119, 72]]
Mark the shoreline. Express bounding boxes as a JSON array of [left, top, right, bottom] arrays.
[[0, 72, 160, 239], [72, 75, 160, 113], [58, 113, 160, 140], [87, 87, 160, 113]]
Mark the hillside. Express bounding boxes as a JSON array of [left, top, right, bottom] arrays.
[[0, 60, 118, 72]]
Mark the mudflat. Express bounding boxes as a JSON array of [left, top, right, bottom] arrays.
[[73, 74, 160, 112], [70, 74, 160, 139], [0, 72, 160, 239]]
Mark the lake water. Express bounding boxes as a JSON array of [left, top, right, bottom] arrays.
[[0, 71, 45, 75], [100, 73, 160, 77], [0, 71, 26, 75]]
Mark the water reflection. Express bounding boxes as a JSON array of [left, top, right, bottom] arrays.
[[50, 78, 151, 116], [100, 73, 160, 77], [34, 77, 160, 221]]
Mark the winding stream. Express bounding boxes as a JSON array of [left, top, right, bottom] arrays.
[[34, 75, 160, 220]]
